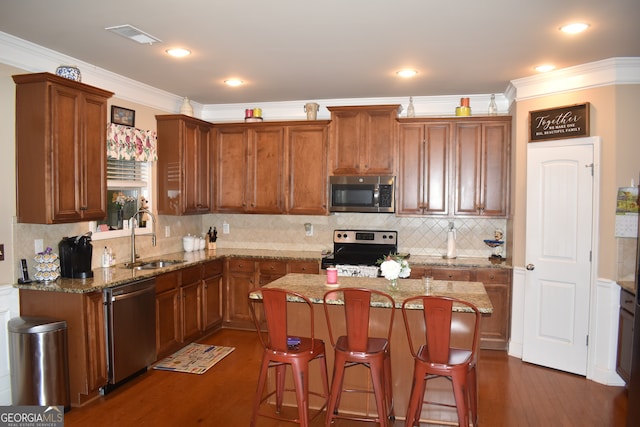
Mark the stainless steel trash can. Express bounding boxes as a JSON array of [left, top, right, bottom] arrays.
[[8, 316, 70, 411]]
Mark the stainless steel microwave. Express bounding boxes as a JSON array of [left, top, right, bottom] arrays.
[[329, 176, 395, 213]]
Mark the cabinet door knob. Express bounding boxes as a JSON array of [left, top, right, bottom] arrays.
[[526, 264, 535, 271]]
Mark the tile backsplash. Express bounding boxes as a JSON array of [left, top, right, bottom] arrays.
[[202, 213, 507, 259], [13, 213, 506, 278]]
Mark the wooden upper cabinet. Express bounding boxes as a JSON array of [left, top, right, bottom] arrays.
[[286, 124, 329, 215], [453, 118, 511, 217], [328, 105, 399, 175], [216, 124, 285, 214], [13, 72, 113, 224], [397, 122, 450, 216], [251, 127, 285, 213], [215, 126, 247, 212], [156, 114, 214, 215]]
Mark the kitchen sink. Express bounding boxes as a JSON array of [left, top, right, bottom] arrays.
[[121, 259, 185, 270]]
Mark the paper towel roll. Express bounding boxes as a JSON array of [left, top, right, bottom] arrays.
[[446, 229, 456, 259]]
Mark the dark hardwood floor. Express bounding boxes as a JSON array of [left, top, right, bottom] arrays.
[[64, 328, 628, 426]]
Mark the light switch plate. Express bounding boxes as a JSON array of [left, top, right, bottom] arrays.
[[223, 222, 230, 234], [34, 239, 44, 254]]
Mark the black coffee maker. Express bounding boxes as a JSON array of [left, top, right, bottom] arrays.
[[59, 232, 94, 279]]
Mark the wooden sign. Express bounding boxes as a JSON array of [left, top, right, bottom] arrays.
[[529, 103, 590, 142]]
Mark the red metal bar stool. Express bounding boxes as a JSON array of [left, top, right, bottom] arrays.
[[323, 288, 395, 427], [401, 295, 481, 427], [248, 287, 329, 427]]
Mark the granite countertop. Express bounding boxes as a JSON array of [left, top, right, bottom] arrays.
[[406, 254, 511, 269], [252, 273, 493, 314], [13, 247, 510, 294], [619, 280, 636, 295]]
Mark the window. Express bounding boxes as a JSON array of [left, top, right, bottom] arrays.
[[92, 159, 152, 240], [92, 122, 157, 241]]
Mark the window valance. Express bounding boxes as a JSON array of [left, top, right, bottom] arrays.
[[107, 123, 157, 162]]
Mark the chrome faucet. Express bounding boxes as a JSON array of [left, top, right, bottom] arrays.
[[129, 208, 157, 264]]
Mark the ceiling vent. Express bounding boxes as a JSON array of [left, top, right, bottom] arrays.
[[105, 24, 161, 45]]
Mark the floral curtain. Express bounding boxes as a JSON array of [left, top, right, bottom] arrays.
[[107, 123, 158, 161]]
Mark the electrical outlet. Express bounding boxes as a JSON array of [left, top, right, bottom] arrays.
[[34, 239, 44, 254], [305, 223, 313, 236], [165, 226, 171, 237], [223, 222, 230, 234]]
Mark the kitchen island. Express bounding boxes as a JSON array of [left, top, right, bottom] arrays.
[[15, 249, 503, 409], [251, 273, 493, 423]]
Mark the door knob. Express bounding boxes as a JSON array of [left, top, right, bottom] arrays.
[[526, 264, 535, 271]]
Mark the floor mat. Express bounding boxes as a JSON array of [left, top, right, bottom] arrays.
[[153, 343, 235, 374]]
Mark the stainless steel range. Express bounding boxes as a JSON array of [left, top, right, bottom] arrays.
[[322, 230, 398, 277]]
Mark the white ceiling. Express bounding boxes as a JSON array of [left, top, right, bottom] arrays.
[[1, 0, 638, 105]]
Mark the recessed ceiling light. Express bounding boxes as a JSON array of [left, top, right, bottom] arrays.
[[166, 48, 191, 58], [396, 69, 418, 78], [560, 22, 590, 34], [224, 79, 244, 87], [535, 64, 556, 73]]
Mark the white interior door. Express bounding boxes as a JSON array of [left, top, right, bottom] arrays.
[[523, 140, 594, 375]]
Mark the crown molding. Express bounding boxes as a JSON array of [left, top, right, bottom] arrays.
[[0, 31, 510, 118], [0, 31, 188, 113], [509, 57, 640, 101], [199, 94, 510, 122]]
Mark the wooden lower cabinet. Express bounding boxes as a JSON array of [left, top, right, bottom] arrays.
[[287, 260, 320, 274], [180, 265, 204, 344], [202, 260, 223, 331], [408, 265, 511, 350], [475, 268, 511, 350], [156, 261, 225, 359], [258, 260, 288, 286], [224, 258, 257, 329], [617, 288, 635, 383], [19, 289, 107, 407], [156, 271, 182, 358], [224, 258, 321, 329]]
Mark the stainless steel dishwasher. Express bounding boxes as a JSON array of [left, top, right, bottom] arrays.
[[102, 277, 156, 394]]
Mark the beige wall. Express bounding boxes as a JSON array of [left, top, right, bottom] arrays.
[[0, 63, 19, 285], [511, 84, 640, 281]]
